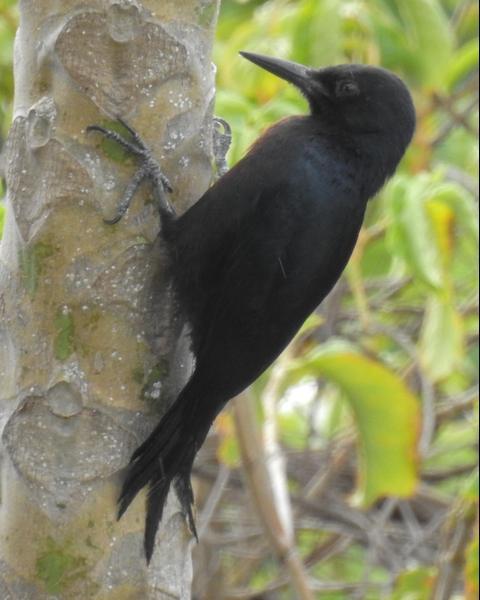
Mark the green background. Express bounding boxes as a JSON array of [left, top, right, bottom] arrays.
[[0, 0, 478, 597]]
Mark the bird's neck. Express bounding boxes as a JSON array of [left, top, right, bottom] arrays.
[[353, 130, 407, 198], [304, 115, 407, 198]]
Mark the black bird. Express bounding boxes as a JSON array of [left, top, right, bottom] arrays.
[[88, 52, 415, 561]]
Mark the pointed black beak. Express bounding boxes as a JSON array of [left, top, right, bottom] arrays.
[[240, 52, 313, 92]]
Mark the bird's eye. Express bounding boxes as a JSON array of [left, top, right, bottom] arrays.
[[335, 80, 359, 97]]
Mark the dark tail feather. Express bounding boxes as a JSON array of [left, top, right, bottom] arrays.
[[117, 391, 199, 561], [144, 464, 198, 562], [174, 461, 198, 540], [144, 471, 172, 562], [117, 426, 180, 520]]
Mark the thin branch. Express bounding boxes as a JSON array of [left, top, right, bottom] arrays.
[[225, 578, 383, 599], [303, 435, 354, 500], [422, 462, 478, 482], [436, 386, 478, 424], [198, 464, 230, 538], [433, 510, 476, 600], [304, 534, 353, 567], [368, 321, 436, 455], [432, 94, 479, 147], [444, 165, 479, 198], [262, 347, 296, 540], [233, 392, 315, 600]]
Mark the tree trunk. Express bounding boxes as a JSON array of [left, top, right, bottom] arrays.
[[0, 0, 220, 597]]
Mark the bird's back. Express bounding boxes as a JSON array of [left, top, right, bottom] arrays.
[[171, 116, 367, 397]]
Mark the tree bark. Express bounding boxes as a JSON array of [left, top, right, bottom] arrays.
[[0, 0, 220, 597]]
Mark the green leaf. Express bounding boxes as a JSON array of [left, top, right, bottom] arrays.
[[291, 0, 343, 66], [387, 175, 444, 289], [286, 344, 420, 505], [386, 173, 478, 292], [431, 182, 479, 242], [298, 312, 324, 335], [392, 567, 437, 600], [420, 295, 464, 381], [361, 235, 394, 278], [446, 38, 479, 90], [461, 469, 479, 504], [397, 0, 454, 88], [278, 411, 308, 450], [216, 412, 241, 468], [465, 519, 479, 600], [217, 433, 241, 468]]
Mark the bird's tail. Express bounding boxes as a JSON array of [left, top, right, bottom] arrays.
[[118, 385, 206, 562]]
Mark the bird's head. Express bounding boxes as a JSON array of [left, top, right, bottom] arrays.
[[240, 52, 415, 153]]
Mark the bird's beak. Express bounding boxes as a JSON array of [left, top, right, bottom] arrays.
[[240, 52, 314, 93]]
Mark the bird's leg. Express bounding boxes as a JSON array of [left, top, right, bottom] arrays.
[[212, 117, 232, 179], [87, 118, 176, 224]]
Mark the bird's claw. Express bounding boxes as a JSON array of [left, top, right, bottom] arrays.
[[87, 117, 175, 223], [174, 473, 198, 541], [213, 116, 232, 179]]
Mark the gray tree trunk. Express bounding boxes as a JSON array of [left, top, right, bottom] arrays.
[[0, 0, 220, 597]]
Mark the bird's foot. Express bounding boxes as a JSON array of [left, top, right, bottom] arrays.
[[213, 117, 232, 179], [87, 117, 175, 224], [174, 473, 198, 541]]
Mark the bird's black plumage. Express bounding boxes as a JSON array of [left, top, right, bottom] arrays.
[[90, 53, 415, 561]]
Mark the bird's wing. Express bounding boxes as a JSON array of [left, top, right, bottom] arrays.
[[187, 181, 319, 391]]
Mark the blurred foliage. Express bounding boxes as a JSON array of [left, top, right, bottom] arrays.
[[0, 0, 478, 598], [0, 0, 16, 202], [0, 0, 15, 133], [211, 0, 478, 597], [284, 343, 420, 505]]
